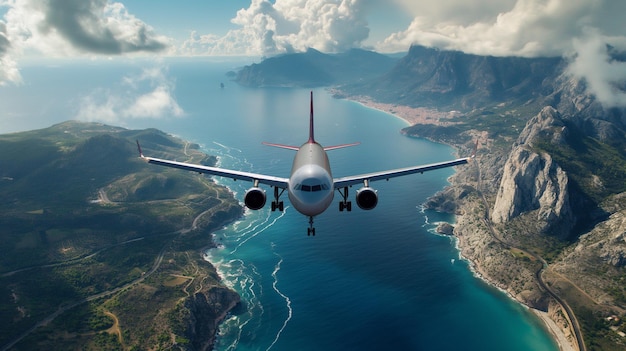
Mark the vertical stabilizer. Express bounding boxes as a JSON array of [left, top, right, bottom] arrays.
[[309, 91, 315, 144]]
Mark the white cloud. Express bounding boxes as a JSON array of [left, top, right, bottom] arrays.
[[179, 0, 369, 56], [0, 19, 21, 85], [0, 0, 170, 85], [76, 65, 184, 123], [568, 30, 626, 108], [124, 86, 184, 118], [5, 0, 170, 55], [379, 0, 625, 58]]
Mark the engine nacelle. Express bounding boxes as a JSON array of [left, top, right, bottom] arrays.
[[244, 187, 266, 210], [356, 187, 378, 210]]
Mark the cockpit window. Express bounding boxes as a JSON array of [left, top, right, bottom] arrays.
[[295, 183, 329, 192]]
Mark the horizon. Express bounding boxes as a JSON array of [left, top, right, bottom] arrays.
[[1, 1, 626, 131]]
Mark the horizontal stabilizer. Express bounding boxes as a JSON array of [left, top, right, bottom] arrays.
[[323, 142, 360, 151], [262, 142, 300, 151]]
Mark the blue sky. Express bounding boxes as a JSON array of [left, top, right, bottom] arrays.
[[117, 1, 412, 48]]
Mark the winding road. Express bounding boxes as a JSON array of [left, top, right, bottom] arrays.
[[0, 191, 215, 351], [473, 157, 586, 351]]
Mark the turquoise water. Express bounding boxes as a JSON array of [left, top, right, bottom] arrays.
[[1, 59, 559, 351]]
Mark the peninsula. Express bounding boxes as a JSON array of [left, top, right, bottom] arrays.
[[0, 121, 243, 350]]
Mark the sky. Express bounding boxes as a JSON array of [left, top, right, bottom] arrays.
[[1, 0, 626, 107]]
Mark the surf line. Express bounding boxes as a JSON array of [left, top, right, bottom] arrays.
[[266, 250, 293, 351], [230, 208, 289, 254]]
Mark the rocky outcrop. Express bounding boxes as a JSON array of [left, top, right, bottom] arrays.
[[436, 222, 455, 235], [185, 286, 240, 351], [491, 107, 574, 236]]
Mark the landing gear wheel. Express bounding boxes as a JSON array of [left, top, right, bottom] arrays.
[[338, 187, 352, 212], [271, 201, 284, 212], [307, 216, 315, 236], [271, 187, 285, 212]]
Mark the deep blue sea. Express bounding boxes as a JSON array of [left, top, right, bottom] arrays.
[[1, 58, 558, 351]]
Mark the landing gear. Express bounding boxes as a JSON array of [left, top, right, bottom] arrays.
[[338, 187, 352, 212], [271, 187, 285, 212], [307, 216, 316, 236]]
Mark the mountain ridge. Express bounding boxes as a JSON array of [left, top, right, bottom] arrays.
[[235, 48, 398, 87]]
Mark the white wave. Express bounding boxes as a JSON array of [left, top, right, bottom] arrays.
[[211, 258, 266, 351], [213, 141, 243, 154], [266, 250, 293, 351], [230, 208, 289, 254]]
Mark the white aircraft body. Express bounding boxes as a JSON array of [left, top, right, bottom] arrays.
[[137, 92, 472, 235]]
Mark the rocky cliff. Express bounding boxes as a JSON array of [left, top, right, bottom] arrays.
[[491, 107, 574, 237], [185, 286, 240, 351]]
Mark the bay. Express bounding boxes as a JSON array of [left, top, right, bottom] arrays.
[[0, 58, 559, 351]]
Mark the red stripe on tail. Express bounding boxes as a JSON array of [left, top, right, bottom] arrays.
[[308, 91, 315, 144]]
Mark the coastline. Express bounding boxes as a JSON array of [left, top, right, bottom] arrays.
[[342, 94, 575, 351], [331, 90, 461, 127]]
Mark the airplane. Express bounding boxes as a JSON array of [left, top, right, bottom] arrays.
[[137, 92, 473, 236]]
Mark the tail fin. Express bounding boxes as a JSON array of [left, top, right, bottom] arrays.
[[309, 91, 315, 144], [262, 91, 360, 151]]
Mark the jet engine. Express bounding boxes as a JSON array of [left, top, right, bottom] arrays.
[[244, 187, 266, 210], [356, 187, 378, 210]]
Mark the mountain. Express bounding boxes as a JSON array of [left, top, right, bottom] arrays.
[[0, 121, 242, 350], [341, 45, 563, 110], [235, 48, 398, 87]]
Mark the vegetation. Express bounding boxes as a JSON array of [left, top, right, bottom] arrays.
[[533, 123, 626, 202], [0, 121, 242, 350]]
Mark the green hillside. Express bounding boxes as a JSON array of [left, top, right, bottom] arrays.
[[0, 121, 242, 350]]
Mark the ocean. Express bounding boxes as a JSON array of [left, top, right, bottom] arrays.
[[1, 58, 559, 351]]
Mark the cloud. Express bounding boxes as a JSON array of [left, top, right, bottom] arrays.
[[179, 0, 369, 56], [568, 30, 626, 108], [0, 19, 22, 85], [0, 0, 170, 85], [379, 0, 626, 58], [76, 65, 184, 123], [4, 0, 169, 56]]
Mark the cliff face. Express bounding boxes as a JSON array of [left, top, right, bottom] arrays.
[[491, 107, 574, 236], [185, 286, 240, 351]]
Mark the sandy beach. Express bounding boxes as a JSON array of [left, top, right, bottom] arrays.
[[533, 310, 577, 351], [338, 93, 461, 127]]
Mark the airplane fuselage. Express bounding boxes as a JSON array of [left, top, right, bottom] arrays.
[[287, 142, 334, 216]]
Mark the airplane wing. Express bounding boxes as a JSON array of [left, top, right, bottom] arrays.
[[137, 142, 289, 189], [333, 157, 470, 189]]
